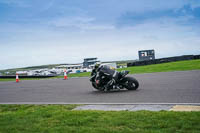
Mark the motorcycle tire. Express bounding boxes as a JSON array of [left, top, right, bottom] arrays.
[[92, 82, 105, 91], [92, 82, 99, 89], [122, 77, 139, 90]]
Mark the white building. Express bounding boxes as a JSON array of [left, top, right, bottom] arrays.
[[16, 71, 28, 75], [56, 64, 83, 70], [56, 64, 92, 73], [26, 68, 60, 76]]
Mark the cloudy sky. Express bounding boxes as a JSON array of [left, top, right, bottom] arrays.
[[0, 0, 200, 70]]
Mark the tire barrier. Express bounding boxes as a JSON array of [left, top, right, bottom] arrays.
[[127, 54, 200, 67]]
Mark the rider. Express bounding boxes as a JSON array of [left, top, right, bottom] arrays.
[[91, 62, 120, 91]]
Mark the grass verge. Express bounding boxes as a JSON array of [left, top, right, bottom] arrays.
[[118, 59, 200, 74], [0, 105, 200, 133], [69, 59, 200, 77]]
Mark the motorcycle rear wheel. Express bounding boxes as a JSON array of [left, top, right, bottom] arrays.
[[122, 77, 139, 90]]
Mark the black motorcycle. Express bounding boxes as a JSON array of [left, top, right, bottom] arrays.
[[90, 66, 139, 91]]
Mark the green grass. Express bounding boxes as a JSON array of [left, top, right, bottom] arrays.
[[68, 72, 91, 77], [68, 59, 200, 77], [1, 59, 200, 81], [0, 105, 200, 133], [54, 72, 91, 78], [118, 59, 200, 74]]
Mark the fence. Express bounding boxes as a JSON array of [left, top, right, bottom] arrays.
[[0, 75, 56, 79], [127, 55, 200, 67]]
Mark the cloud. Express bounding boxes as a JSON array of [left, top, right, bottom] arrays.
[[117, 4, 200, 27], [49, 16, 115, 31], [50, 17, 95, 27], [41, 0, 55, 11], [0, 0, 30, 7], [0, 0, 200, 69]]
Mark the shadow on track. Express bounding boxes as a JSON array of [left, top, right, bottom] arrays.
[[89, 89, 139, 95]]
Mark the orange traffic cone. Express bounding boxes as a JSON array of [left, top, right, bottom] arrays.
[[16, 73, 19, 83], [64, 70, 68, 80]]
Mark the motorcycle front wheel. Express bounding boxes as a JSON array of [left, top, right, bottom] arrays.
[[92, 82, 99, 89], [122, 77, 139, 90], [92, 82, 105, 91]]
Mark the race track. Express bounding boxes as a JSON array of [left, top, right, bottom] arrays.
[[0, 70, 200, 104]]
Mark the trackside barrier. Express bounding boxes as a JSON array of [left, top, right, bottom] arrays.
[[0, 75, 56, 78], [127, 54, 200, 67]]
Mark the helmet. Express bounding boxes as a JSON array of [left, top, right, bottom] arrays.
[[94, 62, 101, 69]]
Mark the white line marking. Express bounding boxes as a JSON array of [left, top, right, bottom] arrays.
[[0, 103, 200, 105]]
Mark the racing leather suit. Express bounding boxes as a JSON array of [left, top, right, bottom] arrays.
[[93, 65, 119, 90]]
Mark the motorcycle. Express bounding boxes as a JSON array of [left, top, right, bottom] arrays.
[[90, 68, 139, 91]]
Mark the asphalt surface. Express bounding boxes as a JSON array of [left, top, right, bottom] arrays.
[[0, 70, 200, 104]]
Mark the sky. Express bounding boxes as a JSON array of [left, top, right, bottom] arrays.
[[0, 0, 200, 70]]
